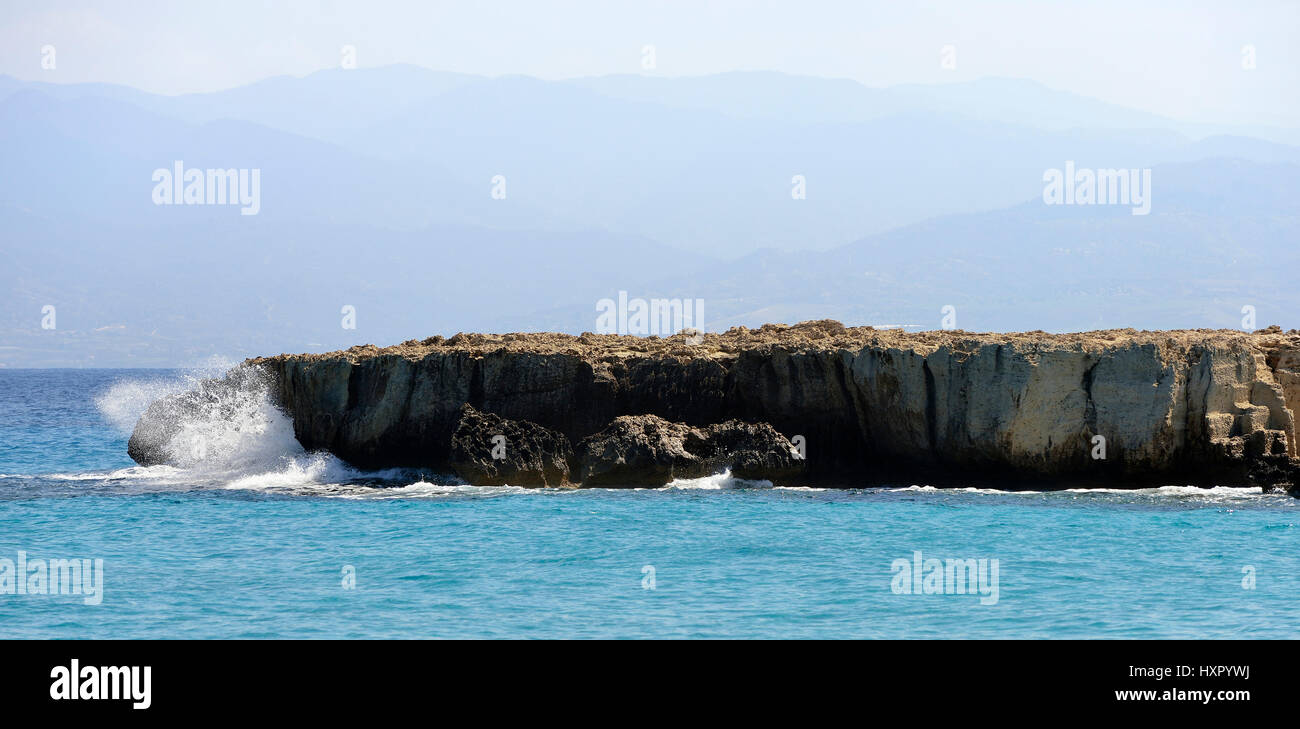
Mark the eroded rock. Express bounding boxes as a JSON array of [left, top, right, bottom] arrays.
[[575, 414, 803, 487], [576, 415, 710, 486], [693, 420, 805, 482], [448, 404, 572, 487]]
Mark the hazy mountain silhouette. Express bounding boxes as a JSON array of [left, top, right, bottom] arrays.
[[1, 68, 1297, 365], [516, 158, 1298, 335], [4, 70, 1296, 255]]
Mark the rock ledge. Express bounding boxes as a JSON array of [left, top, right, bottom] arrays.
[[130, 322, 1300, 491]]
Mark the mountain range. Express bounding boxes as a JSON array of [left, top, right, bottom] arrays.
[[1, 66, 1296, 367]]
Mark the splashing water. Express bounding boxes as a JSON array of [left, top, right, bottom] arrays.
[[102, 364, 302, 471], [93, 356, 239, 433], [80, 364, 413, 495], [664, 469, 774, 490], [166, 367, 304, 472]]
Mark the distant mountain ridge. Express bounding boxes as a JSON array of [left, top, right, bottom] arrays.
[[3, 68, 1297, 254], [1, 67, 1297, 366], [7, 67, 1298, 144]]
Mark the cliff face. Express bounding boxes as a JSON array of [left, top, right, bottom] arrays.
[[140, 321, 1300, 490]]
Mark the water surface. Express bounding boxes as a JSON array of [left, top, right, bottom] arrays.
[[1, 369, 1295, 639]]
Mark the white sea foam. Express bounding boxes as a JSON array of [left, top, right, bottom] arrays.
[[1064, 485, 1265, 497], [888, 485, 1044, 495], [330, 480, 532, 500], [880, 484, 1276, 501], [46, 465, 184, 482], [663, 469, 774, 490], [222, 453, 361, 491]]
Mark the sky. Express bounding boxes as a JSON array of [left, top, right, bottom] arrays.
[[1, 0, 1297, 128]]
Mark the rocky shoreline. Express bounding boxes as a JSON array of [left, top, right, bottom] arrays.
[[129, 321, 1300, 492]]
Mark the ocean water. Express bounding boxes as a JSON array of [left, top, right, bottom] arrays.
[[1, 368, 1297, 639]]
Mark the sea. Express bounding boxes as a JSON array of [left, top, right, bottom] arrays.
[[1, 368, 1296, 639]]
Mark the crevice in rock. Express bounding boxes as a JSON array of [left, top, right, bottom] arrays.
[[1082, 358, 1098, 435], [922, 359, 938, 452]]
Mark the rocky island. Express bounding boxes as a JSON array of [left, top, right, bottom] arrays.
[[129, 321, 1300, 492]]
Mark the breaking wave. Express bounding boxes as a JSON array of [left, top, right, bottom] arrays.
[[663, 469, 775, 490], [104, 363, 304, 472], [75, 364, 445, 498]]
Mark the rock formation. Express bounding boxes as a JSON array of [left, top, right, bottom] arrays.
[[448, 404, 572, 487], [574, 415, 803, 486], [130, 321, 1300, 491]]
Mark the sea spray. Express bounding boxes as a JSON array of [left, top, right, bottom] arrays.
[[115, 364, 304, 472], [95, 356, 239, 434], [96, 365, 445, 494]]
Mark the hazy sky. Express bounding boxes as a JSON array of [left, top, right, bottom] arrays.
[[2, 0, 1297, 127]]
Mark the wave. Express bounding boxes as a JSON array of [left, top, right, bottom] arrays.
[[71, 365, 530, 500], [327, 480, 534, 500], [885, 483, 1271, 497], [1063, 485, 1267, 498], [94, 356, 239, 434], [888, 485, 1044, 495], [82, 364, 400, 496], [663, 469, 775, 490]]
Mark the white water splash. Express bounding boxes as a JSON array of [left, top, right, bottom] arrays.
[[94, 356, 238, 435], [889, 485, 1044, 495], [663, 469, 774, 490], [1064, 485, 1265, 497], [90, 364, 364, 493], [81, 365, 494, 499]]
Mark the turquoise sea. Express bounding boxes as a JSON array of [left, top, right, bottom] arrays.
[[1, 369, 1297, 639]]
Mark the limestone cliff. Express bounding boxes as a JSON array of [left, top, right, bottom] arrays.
[[133, 321, 1300, 490]]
